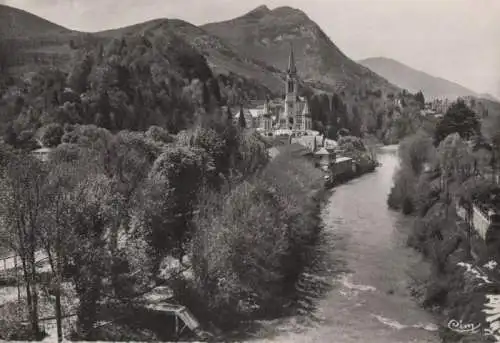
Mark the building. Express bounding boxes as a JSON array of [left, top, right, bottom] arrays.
[[234, 44, 313, 136], [314, 148, 333, 171], [429, 98, 451, 114], [333, 156, 355, 177], [278, 45, 312, 133], [31, 147, 53, 162]]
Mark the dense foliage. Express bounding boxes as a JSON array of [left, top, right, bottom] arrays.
[[308, 89, 431, 143], [0, 101, 326, 341], [434, 99, 481, 145], [189, 145, 325, 328], [0, 30, 275, 150], [387, 103, 500, 342]]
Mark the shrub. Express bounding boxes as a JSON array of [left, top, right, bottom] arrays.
[[191, 182, 290, 321], [39, 123, 64, 147], [0, 301, 46, 340]]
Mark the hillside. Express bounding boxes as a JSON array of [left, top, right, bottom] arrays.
[[478, 93, 500, 102], [0, 3, 428, 145], [358, 57, 477, 100], [95, 18, 286, 94], [202, 5, 398, 94], [0, 4, 70, 37]]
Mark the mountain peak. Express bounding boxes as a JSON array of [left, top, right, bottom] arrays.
[[251, 5, 271, 13], [271, 6, 308, 18], [243, 5, 271, 19], [202, 6, 393, 92]]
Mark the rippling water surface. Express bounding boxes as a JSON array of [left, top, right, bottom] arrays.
[[247, 146, 441, 343]]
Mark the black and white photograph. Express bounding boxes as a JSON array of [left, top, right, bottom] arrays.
[[0, 0, 499, 341]]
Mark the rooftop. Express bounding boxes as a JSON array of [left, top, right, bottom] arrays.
[[314, 148, 331, 156], [32, 147, 53, 154], [335, 156, 352, 163]]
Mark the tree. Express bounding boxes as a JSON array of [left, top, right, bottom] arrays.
[[145, 125, 174, 145], [226, 107, 233, 123], [143, 146, 208, 274], [40, 123, 64, 147], [415, 91, 425, 109], [64, 170, 116, 339], [67, 53, 93, 94], [437, 133, 474, 212], [482, 114, 500, 182], [0, 153, 47, 339], [434, 99, 480, 145], [40, 158, 81, 342], [398, 130, 436, 175], [0, 39, 17, 75], [238, 105, 246, 129]]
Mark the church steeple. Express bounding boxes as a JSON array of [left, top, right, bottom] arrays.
[[284, 42, 298, 129], [287, 43, 297, 75], [263, 97, 270, 115]]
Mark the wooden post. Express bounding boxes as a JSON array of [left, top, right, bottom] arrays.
[[15, 255, 20, 305]]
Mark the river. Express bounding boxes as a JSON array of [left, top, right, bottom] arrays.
[[246, 145, 442, 343]]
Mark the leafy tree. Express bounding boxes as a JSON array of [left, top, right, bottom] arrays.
[[143, 146, 209, 273], [398, 130, 436, 175], [338, 128, 350, 137], [434, 99, 480, 145], [438, 133, 474, 184], [482, 115, 500, 180], [415, 91, 425, 109], [226, 107, 233, 123], [40, 123, 64, 147], [65, 171, 116, 339], [145, 125, 174, 145], [238, 105, 246, 128], [387, 131, 437, 213], [67, 53, 93, 94], [40, 157, 84, 341], [0, 153, 47, 339]]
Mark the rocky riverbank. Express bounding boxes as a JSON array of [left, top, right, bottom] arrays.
[[405, 200, 498, 343]]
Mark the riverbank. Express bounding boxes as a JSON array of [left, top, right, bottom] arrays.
[[387, 133, 500, 343], [405, 200, 495, 343], [166, 143, 332, 340], [225, 147, 441, 343]]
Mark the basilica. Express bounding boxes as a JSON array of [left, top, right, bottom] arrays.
[[233, 45, 314, 136]]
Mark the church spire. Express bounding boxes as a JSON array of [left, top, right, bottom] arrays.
[[263, 97, 270, 115], [287, 42, 296, 75]]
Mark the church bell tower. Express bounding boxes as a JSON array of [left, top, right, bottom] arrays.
[[283, 43, 298, 129]]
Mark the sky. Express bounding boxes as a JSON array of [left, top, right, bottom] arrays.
[[2, 0, 500, 98]]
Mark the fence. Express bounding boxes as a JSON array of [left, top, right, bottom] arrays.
[[454, 198, 494, 241], [0, 251, 48, 274], [472, 203, 493, 240]]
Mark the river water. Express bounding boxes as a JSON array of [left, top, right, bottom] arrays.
[[247, 145, 442, 343]]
